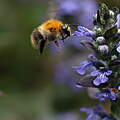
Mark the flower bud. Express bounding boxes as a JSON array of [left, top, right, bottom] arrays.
[[96, 36, 105, 44], [118, 29, 120, 34], [111, 55, 117, 60], [94, 26, 102, 35], [117, 42, 120, 53], [116, 14, 120, 28], [109, 10, 115, 18], [98, 45, 109, 54]]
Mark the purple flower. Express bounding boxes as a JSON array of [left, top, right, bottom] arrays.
[[116, 42, 120, 53], [80, 107, 100, 120], [72, 26, 95, 38], [72, 60, 93, 75], [90, 69, 112, 86], [98, 45, 109, 54], [96, 89, 116, 101], [80, 105, 117, 120], [72, 55, 98, 75], [116, 14, 120, 28], [103, 116, 116, 120]]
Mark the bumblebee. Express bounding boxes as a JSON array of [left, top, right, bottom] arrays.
[[31, 19, 71, 54]]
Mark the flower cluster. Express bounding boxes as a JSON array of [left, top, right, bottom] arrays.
[[73, 54, 114, 86], [72, 3, 120, 119], [73, 3, 120, 94]]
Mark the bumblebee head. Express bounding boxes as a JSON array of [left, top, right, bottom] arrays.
[[61, 24, 71, 40]]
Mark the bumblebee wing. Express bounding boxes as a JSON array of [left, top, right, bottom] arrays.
[[47, 1, 59, 19]]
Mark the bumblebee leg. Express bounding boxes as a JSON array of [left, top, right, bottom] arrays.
[[38, 39, 46, 54], [60, 33, 65, 43], [61, 32, 70, 42], [54, 40, 60, 47]]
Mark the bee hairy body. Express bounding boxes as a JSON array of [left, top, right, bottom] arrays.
[[31, 19, 71, 54]]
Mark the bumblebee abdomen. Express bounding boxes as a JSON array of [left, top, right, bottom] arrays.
[[31, 28, 43, 48]]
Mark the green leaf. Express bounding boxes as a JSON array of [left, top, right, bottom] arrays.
[[103, 25, 118, 39]]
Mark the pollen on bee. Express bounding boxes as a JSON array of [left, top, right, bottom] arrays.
[[42, 19, 64, 33]]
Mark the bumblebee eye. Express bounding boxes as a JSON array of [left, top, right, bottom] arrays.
[[61, 25, 68, 30], [60, 25, 71, 40]]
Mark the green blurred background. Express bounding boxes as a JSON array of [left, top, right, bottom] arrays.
[[0, 0, 120, 120]]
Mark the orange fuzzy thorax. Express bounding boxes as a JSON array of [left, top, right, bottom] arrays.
[[41, 19, 64, 33]]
